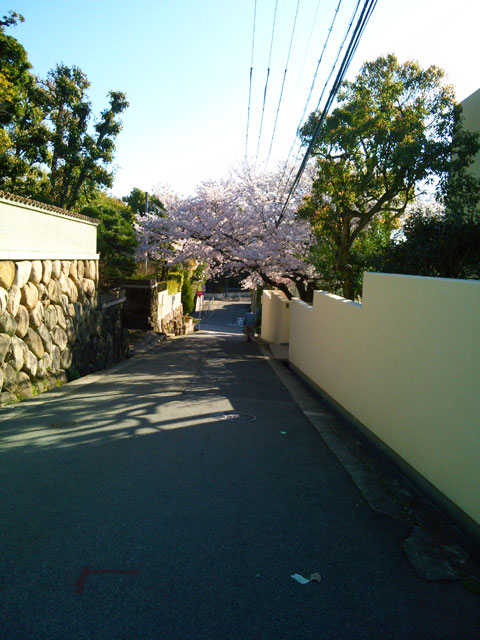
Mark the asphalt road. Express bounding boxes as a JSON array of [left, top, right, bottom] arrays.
[[0, 300, 479, 639]]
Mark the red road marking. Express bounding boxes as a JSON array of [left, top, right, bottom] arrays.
[[75, 566, 140, 594], [75, 566, 90, 594]]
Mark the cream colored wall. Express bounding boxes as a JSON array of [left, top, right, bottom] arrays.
[[461, 88, 480, 180], [0, 197, 98, 259], [287, 272, 480, 527], [260, 290, 290, 344], [157, 290, 182, 320]]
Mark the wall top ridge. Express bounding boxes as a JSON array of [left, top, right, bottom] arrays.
[[0, 190, 99, 225], [365, 271, 480, 287]]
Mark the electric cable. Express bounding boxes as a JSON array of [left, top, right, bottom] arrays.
[[255, 0, 279, 163], [289, 0, 322, 109], [265, 0, 301, 166], [314, 0, 362, 113], [285, 0, 344, 167], [245, 0, 258, 161], [283, 0, 362, 184], [277, 0, 378, 225]]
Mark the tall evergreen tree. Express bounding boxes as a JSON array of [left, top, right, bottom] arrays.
[[41, 64, 128, 209], [299, 55, 479, 299], [0, 11, 49, 195], [0, 13, 128, 209]]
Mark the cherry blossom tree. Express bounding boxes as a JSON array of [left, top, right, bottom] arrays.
[[134, 165, 319, 301]]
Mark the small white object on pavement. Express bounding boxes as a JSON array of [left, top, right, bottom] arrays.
[[291, 573, 311, 585]]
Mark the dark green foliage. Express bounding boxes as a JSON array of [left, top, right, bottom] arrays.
[[298, 54, 479, 299], [123, 187, 164, 216], [0, 12, 49, 195], [40, 64, 128, 209], [380, 206, 480, 280], [81, 195, 137, 281], [156, 281, 168, 292], [0, 15, 128, 209], [309, 217, 393, 298], [181, 276, 195, 315], [190, 262, 206, 283], [377, 105, 480, 281], [439, 104, 480, 217]]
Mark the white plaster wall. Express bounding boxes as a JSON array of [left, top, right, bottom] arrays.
[[157, 290, 182, 320], [288, 272, 480, 527], [260, 290, 290, 344], [0, 198, 98, 259]]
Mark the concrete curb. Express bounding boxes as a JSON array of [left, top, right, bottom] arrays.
[[258, 341, 480, 588]]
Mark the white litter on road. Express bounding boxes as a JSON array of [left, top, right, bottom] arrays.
[[291, 574, 311, 585], [291, 573, 322, 584]]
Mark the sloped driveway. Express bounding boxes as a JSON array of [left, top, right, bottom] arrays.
[[0, 301, 479, 639]]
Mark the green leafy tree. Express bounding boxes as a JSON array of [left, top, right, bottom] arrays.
[[0, 14, 128, 208], [181, 275, 195, 315], [298, 54, 479, 299], [379, 203, 480, 280], [439, 104, 480, 217], [81, 194, 137, 281], [126, 188, 167, 279], [378, 103, 480, 281], [308, 216, 393, 296], [123, 187, 163, 216], [40, 64, 128, 209], [0, 12, 49, 195]]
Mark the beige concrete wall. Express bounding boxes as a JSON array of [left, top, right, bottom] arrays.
[[461, 88, 480, 180], [260, 290, 290, 344], [0, 197, 98, 260], [287, 272, 480, 528], [157, 290, 182, 321]]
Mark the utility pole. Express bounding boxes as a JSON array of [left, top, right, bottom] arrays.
[[144, 192, 149, 275]]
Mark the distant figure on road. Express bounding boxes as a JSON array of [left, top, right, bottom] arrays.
[[243, 308, 256, 342]]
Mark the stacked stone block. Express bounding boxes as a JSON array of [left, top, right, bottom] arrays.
[[0, 259, 127, 406], [161, 306, 185, 336]]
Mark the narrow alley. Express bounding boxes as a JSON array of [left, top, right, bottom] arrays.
[[0, 300, 478, 639]]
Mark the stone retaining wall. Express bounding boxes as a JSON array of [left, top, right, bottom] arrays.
[[114, 280, 186, 335], [0, 259, 128, 406], [161, 305, 185, 336]]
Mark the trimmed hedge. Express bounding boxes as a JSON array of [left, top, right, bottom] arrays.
[[167, 272, 183, 295]]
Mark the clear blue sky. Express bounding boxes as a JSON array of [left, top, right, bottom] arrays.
[[7, 0, 480, 198]]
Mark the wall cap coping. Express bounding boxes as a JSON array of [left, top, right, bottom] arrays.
[[0, 190, 99, 225], [0, 251, 99, 260], [111, 279, 158, 289]]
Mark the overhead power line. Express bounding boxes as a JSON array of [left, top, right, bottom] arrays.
[[245, 0, 258, 161], [255, 0, 279, 163], [284, 0, 344, 167], [277, 0, 378, 225], [290, 0, 322, 107], [265, 0, 302, 166], [284, 0, 362, 182], [314, 0, 362, 113]]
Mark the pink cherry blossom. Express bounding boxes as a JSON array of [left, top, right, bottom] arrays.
[[134, 164, 319, 300]]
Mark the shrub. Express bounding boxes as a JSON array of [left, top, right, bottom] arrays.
[[181, 277, 195, 315], [167, 272, 183, 294]]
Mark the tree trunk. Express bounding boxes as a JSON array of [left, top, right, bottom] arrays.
[[341, 273, 355, 300], [338, 218, 355, 300], [295, 279, 315, 304], [258, 272, 294, 300]]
